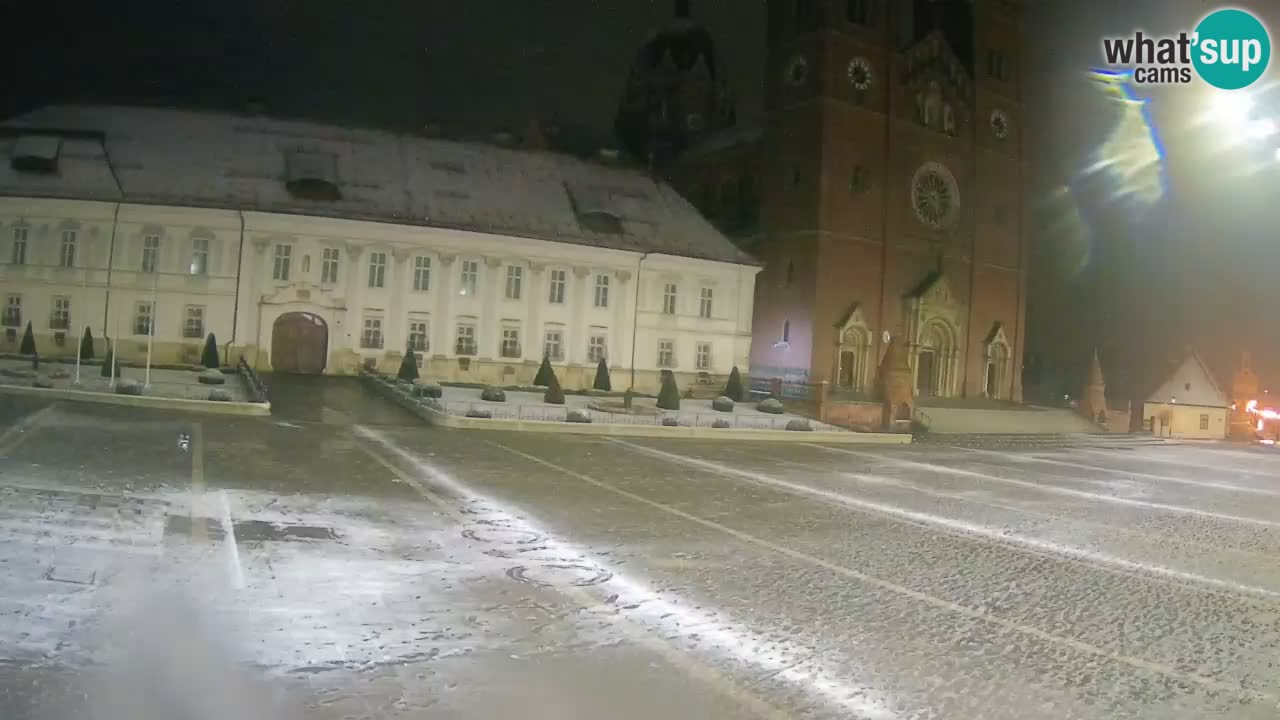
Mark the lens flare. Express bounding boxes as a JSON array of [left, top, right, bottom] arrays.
[[1082, 69, 1168, 210]]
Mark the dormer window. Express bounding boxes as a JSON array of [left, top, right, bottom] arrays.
[[10, 135, 61, 174], [577, 210, 624, 234], [284, 150, 340, 200]]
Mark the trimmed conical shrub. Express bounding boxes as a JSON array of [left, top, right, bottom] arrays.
[[723, 366, 744, 402], [533, 356, 554, 386], [657, 370, 680, 411], [544, 370, 565, 405], [201, 333, 220, 369], [592, 357, 611, 391], [79, 326, 95, 360], [398, 342, 419, 382], [100, 341, 116, 379], [18, 322, 35, 355]]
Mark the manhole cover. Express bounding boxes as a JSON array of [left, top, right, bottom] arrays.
[[506, 564, 612, 587], [461, 527, 542, 545]]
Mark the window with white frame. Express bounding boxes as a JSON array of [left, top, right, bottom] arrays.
[[460, 260, 478, 296], [368, 252, 387, 288], [134, 302, 154, 335], [662, 283, 677, 314], [699, 287, 713, 318], [455, 322, 477, 355], [361, 316, 384, 349], [59, 230, 76, 268], [696, 341, 712, 370], [190, 237, 209, 276], [500, 326, 521, 358], [408, 319, 430, 352], [50, 296, 70, 330], [593, 274, 609, 308], [658, 338, 675, 367], [273, 244, 292, 281], [413, 256, 431, 291], [588, 334, 607, 363], [10, 227, 28, 265], [141, 234, 160, 273], [183, 305, 205, 339], [544, 328, 564, 361], [321, 248, 340, 284], [3, 294, 20, 327], [505, 265, 523, 300], [548, 269, 566, 304]]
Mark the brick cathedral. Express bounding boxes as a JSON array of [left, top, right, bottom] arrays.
[[618, 0, 1027, 404]]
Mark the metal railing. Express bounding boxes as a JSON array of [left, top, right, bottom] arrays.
[[239, 356, 269, 403], [437, 399, 806, 430]]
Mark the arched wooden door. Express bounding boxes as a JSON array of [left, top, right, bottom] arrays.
[[271, 312, 328, 374]]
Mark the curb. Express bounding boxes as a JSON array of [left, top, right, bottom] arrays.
[[0, 384, 271, 416], [362, 375, 910, 445]]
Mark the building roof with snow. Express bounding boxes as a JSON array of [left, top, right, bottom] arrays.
[[0, 105, 757, 266], [1144, 350, 1227, 408]]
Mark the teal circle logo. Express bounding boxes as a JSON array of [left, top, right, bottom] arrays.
[[1192, 8, 1271, 90]]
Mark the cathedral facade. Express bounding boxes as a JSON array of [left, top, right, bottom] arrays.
[[643, 0, 1027, 402]]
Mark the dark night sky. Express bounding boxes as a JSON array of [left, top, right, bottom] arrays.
[[8, 0, 1280, 400]]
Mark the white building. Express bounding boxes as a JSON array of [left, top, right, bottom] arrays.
[[0, 106, 759, 391], [1142, 351, 1228, 440]]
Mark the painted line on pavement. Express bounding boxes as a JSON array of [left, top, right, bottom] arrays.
[[218, 490, 244, 589], [0, 403, 57, 457], [738, 446, 1280, 567], [190, 421, 207, 544], [351, 426, 880, 720], [605, 438, 1280, 704], [729, 447, 1280, 602], [1079, 447, 1280, 480], [962, 446, 1280, 497], [811, 445, 1280, 529]]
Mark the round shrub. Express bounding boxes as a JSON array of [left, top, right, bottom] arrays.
[[197, 369, 226, 386], [208, 389, 232, 402], [712, 419, 731, 429], [466, 409, 493, 419], [413, 382, 443, 399], [480, 386, 507, 402], [785, 419, 813, 432], [712, 396, 735, 412], [32, 375, 53, 389], [566, 409, 592, 424], [661, 417, 679, 427], [116, 379, 144, 396], [757, 398, 784, 414]]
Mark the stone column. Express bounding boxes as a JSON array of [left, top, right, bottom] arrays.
[[612, 270, 631, 366], [249, 238, 271, 353], [435, 253, 456, 356], [526, 262, 545, 362], [482, 256, 503, 359], [569, 266, 591, 365], [388, 247, 411, 353], [344, 243, 366, 351]]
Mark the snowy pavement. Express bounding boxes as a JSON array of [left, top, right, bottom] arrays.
[[3, 377, 1280, 718]]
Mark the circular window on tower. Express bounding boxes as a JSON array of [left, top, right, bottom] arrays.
[[910, 161, 960, 229], [785, 55, 809, 87], [847, 57, 873, 91], [990, 109, 1011, 140], [686, 112, 705, 132]]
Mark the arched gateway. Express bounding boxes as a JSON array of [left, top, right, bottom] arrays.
[[271, 312, 328, 373]]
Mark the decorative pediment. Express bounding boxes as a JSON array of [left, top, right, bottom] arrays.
[[903, 31, 972, 134], [906, 270, 958, 308], [984, 321, 1008, 347], [834, 302, 867, 332], [260, 281, 346, 310]]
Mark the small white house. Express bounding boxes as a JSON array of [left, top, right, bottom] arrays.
[[1143, 351, 1228, 439], [0, 105, 760, 391]]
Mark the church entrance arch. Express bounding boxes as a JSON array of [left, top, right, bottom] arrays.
[[271, 312, 328, 374], [916, 319, 957, 397]]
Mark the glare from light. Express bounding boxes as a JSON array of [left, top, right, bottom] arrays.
[[1274, 147, 1280, 161], [1205, 91, 1255, 133], [1247, 118, 1278, 140]]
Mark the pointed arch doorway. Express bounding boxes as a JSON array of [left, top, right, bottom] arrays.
[[271, 312, 328, 374]]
